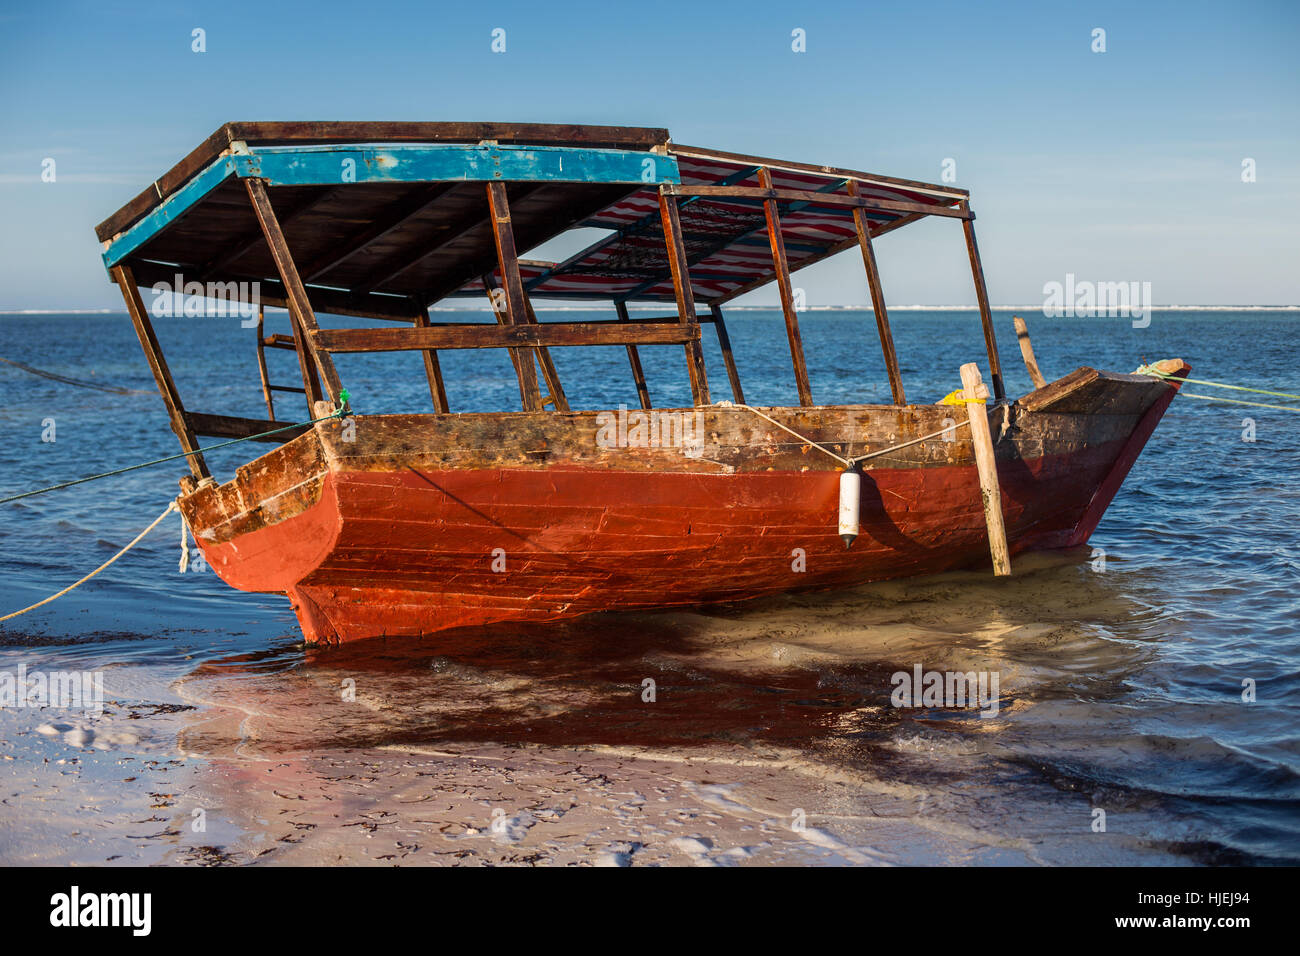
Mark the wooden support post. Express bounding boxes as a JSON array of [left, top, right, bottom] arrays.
[[847, 182, 905, 405], [288, 306, 323, 416], [110, 264, 209, 480], [486, 182, 544, 412], [482, 269, 569, 411], [709, 304, 745, 404], [615, 301, 652, 409], [658, 186, 711, 406], [413, 307, 450, 412], [962, 216, 1006, 404], [522, 294, 570, 412], [758, 168, 813, 406], [244, 178, 345, 407], [254, 304, 275, 419], [481, 273, 545, 409], [482, 274, 524, 375], [1013, 315, 1047, 389], [960, 362, 1011, 577]]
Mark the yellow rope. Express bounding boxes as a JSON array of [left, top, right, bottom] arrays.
[[0, 501, 177, 623]]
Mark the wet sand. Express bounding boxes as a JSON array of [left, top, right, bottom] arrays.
[[1, 550, 1210, 865]]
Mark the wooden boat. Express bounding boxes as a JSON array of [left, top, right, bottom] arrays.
[[95, 122, 1187, 644]]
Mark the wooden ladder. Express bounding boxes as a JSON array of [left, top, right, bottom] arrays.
[[254, 306, 310, 419]]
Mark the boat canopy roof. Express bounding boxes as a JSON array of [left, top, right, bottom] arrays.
[[96, 122, 969, 319]]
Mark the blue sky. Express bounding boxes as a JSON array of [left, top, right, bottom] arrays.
[[1, 0, 1297, 309]]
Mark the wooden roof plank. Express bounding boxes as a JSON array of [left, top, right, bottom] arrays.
[[95, 122, 671, 241], [299, 183, 459, 282]]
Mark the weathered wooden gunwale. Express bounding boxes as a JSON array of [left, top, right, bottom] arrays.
[[180, 362, 1181, 536]]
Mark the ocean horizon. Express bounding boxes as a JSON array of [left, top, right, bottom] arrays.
[[3, 303, 1299, 315]]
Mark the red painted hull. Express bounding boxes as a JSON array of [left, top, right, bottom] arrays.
[[183, 362, 1187, 644]]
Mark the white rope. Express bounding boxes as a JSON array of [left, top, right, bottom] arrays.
[[0, 501, 178, 623], [715, 400, 971, 468], [179, 507, 192, 574], [714, 400, 853, 465], [849, 420, 971, 464]]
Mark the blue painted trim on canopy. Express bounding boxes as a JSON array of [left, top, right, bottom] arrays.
[[103, 144, 678, 272], [242, 144, 679, 188], [101, 155, 240, 270]]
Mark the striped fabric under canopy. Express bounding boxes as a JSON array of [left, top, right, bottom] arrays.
[[461, 145, 968, 305]]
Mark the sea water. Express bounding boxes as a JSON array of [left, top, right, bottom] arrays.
[[0, 309, 1296, 865]]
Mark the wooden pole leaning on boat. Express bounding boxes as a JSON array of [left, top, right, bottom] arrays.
[[1013, 315, 1047, 389], [959, 363, 1012, 577], [244, 179, 341, 409]]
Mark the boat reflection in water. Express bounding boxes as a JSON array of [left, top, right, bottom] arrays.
[[170, 550, 1241, 867]]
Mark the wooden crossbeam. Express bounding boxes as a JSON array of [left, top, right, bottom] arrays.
[[662, 184, 970, 220], [667, 144, 968, 202], [120, 259, 423, 323], [183, 411, 310, 443], [311, 322, 700, 353]]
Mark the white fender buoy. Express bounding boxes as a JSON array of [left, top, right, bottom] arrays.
[[838, 469, 861, 550]]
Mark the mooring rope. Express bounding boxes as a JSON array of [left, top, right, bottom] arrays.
[[0, 501, 178, 623], [0, 356, 152, 395], [1137, 365, 1300, 401], [0, 404, 348, 506], [715, 400, 971, 468], [1135, 365, 1300, 412], [1177, 393, 1300, 412]]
